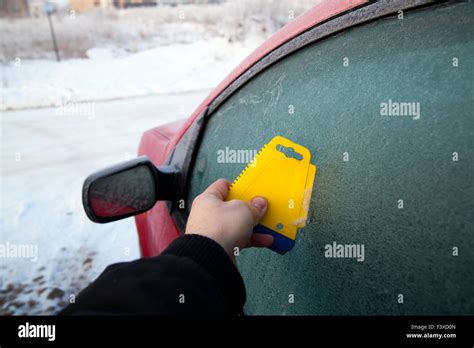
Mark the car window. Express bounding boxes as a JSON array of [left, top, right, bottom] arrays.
[[186, 2, 474, 314]]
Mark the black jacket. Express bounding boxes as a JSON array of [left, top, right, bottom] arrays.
[[60, 235, 246, 316]]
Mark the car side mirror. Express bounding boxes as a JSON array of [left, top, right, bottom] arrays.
[[82, 156, 177, 223]]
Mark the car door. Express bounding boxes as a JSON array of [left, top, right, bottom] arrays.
[[166, 0, 474, 315]]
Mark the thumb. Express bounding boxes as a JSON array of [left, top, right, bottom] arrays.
[[249, 196, 268, 226]]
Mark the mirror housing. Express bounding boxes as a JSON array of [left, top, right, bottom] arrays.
[[82, 156, 177, 223]]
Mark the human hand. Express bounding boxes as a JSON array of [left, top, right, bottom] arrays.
[[185, 179, 274, 262]]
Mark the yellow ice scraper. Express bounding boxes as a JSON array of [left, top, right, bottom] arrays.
[[226, 136, 316, 254]]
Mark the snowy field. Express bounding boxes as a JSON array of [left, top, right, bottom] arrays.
[[0, 0, 318, 315], [1, 37, 261, 110], [1, 0, 318, 110]]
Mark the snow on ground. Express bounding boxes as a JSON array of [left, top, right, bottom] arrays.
[[1, 36, 262, 110], [0, 91, 208, 314]]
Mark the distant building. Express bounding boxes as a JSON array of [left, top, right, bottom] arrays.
[[69, 0, 224, 12], [69, 0, 110, 12], [68, 0, 158, 12], [0, 0, 69, 18], [114, 0, 156, 9], [0, 0, 224, 17], [0, 0, 30, 17]]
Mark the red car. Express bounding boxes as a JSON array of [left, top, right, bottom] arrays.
[[83, 0, 474, 315]]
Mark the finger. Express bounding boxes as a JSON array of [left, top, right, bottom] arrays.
[[248, 196, 267, 226], [203, 178, 231, 201], [249, 233, 274, 248]]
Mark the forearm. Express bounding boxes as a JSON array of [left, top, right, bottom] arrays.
[[59, 235, 246, 316]]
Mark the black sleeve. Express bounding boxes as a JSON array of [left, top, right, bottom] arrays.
[[59, 234, 246, 316]]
